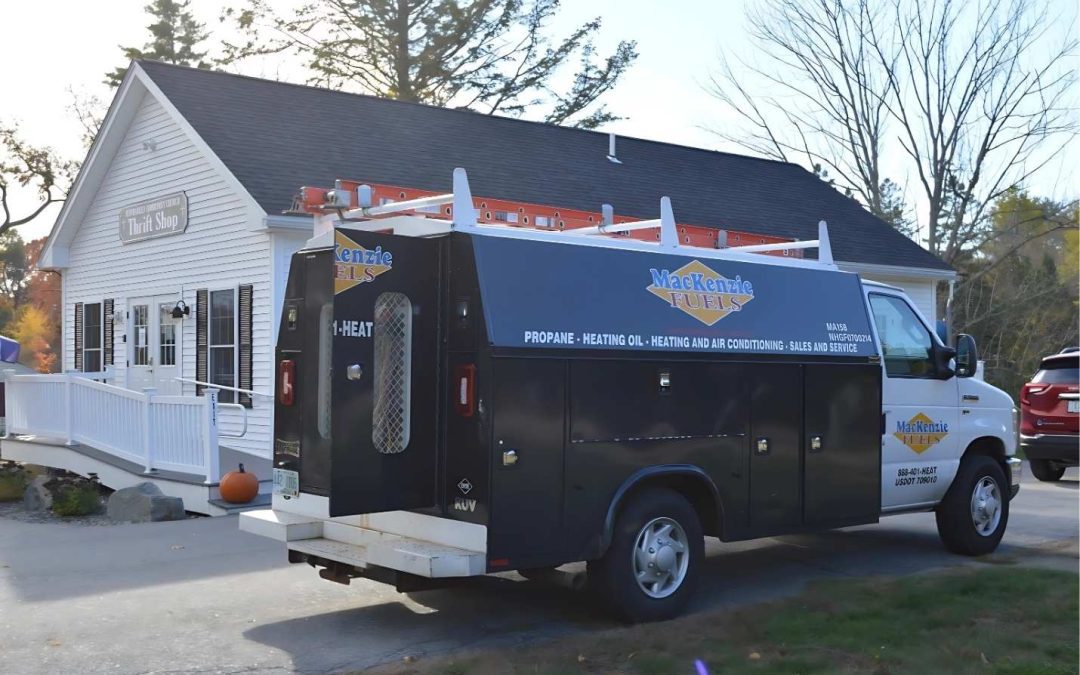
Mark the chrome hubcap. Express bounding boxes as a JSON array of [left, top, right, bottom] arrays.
[[970, 476, 1002, 536], [632, 517, 689, 599]]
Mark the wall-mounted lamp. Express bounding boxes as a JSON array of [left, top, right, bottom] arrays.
[[111, 311, 124, 327], [171, 300, 190, 319]]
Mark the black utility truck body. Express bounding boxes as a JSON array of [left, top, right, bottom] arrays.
[[242, 169, 1018, 621]]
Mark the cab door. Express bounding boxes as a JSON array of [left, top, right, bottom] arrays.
[[867, 292, 959, 510]]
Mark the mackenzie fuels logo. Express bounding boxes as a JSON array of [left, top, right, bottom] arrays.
[[894, 413, 949, 454], [646, 260, 755, 326], [334, 230, 392, 294]]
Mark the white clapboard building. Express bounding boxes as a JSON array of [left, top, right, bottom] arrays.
[[2, 61, 955, 514]]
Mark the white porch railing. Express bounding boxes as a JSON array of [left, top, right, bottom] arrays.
[[3, 371, 240, 483]]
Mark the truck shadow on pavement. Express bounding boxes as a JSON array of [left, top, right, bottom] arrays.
[[244, 521, 1052, 674]]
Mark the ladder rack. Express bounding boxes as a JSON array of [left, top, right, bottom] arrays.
[[292, 169, 805, 259]]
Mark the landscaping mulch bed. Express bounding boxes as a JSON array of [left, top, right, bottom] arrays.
[[0, 499, 118, 526]]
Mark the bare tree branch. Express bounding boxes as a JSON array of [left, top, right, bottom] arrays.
[[0, 125, 76, 236]]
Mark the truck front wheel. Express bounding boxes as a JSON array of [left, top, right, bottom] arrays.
[[935, 455, 1009, 556], [587, 488, 703, 623]]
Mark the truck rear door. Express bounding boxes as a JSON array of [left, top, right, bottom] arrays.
[[328, 229, 443, 516]]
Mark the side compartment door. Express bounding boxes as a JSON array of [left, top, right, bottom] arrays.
[[803, 364, 881, 526], [747, 364, 803, 533], [868, 293, 960, 510], [329, 230, 443, 516]]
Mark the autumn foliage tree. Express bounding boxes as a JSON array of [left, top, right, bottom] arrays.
[[951, 191, 1079, 394], [8, 305, 56, 373], [0, 235, 60, 372]]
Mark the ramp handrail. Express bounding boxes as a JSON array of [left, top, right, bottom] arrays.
[[3, 371, 229, 483]]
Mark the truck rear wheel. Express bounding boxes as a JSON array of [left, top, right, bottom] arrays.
[[1029, 459, 1066, 482], [587, 488, 703, 623], [935, 455, 1009, 556]]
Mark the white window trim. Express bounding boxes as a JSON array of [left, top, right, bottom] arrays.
[[207, 286, 240, 402], [129, 302, 150, 368], [82, 301, 105, 373]]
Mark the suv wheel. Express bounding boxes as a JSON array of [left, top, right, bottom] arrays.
[[935, 455, 1009, 556], [1029, 458, 1066, 482], [587, 488, 703, 623]]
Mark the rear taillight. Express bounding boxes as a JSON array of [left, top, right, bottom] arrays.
[[454, 364, 476, 417], [1021, 383, 1050, 406], [279, 359, 296, 406]]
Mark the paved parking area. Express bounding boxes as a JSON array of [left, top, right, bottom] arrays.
[[1, 466, 1076, 674]]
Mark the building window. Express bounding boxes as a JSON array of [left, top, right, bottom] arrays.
[[159, 321, 176, 366], [83, 303, 103, 373], [132, 304, 149, 366], [209, 289, 236, 403]]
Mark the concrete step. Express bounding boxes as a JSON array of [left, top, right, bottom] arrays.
[[206, 493, 271, 514]]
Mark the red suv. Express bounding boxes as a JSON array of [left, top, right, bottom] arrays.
[[1020, 348, 1079, 481]]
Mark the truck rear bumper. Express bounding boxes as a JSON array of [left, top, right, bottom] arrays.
[[239, 509, 486, 578]]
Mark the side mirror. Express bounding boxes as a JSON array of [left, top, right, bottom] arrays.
[[933, 343, 957, 379], [955, 333, 978, 378]]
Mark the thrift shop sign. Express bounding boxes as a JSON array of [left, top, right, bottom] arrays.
[[118, 193, 188, 243]]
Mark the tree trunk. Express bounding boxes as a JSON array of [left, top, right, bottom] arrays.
[[394, 0, 413, 101]]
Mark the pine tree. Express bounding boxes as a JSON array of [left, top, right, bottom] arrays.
[[106, 0, 210, 87], [221, 0, 637, 129]]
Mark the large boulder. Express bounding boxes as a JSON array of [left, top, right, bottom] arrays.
[[23, 475, 53, 511], [107, 482, 185, 523]]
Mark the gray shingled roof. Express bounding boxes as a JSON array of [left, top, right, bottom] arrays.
[[139, 60, 950, 271]]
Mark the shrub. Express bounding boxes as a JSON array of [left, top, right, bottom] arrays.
[[0, 462, 27, 501], [51, 482, 103, 516]]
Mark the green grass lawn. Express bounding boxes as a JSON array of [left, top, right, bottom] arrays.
[[375, 566, 1078, 675]]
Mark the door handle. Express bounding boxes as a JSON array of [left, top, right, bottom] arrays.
[[962, 394, 979, 402], [755, 437, 770, 455]]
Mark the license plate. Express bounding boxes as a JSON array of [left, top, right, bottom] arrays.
[[273, 468, 299, 497], [1069, 401, 1079, 413]]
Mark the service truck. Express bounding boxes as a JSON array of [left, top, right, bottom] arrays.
[[241, 168, 1021, 622]]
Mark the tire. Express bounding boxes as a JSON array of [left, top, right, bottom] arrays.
[[935, 455, 1009, 556], [1029, 458, 1066, 482], [587, 488, 704, 623]]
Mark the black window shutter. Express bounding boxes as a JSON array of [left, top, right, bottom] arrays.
[[103, 299, 114, 366], [238, 284, 253, 408], [73, 302, 83, 372], [196, 289, 208, 396]]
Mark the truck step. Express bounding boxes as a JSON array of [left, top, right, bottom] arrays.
[[239, 509, 322, 542], [288, 536, 486, 578]]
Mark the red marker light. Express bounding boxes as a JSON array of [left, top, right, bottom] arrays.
[[279, 360, 295, 406], [454, 364, 476, 417]]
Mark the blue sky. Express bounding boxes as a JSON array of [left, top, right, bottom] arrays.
[[0, 0, 1075, 241]]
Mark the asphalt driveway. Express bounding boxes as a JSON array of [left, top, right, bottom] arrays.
[[1, 465, 1076, 674]]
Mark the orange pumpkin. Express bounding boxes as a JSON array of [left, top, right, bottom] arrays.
[[220, 463, 259, 504]]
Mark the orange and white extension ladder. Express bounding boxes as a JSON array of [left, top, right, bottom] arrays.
[[291, 178, 803, 259]]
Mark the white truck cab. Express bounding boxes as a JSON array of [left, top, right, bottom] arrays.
[[864, 280, 1020, 529]]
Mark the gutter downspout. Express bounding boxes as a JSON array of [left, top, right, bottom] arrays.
[[945, 279, 956, 343]]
